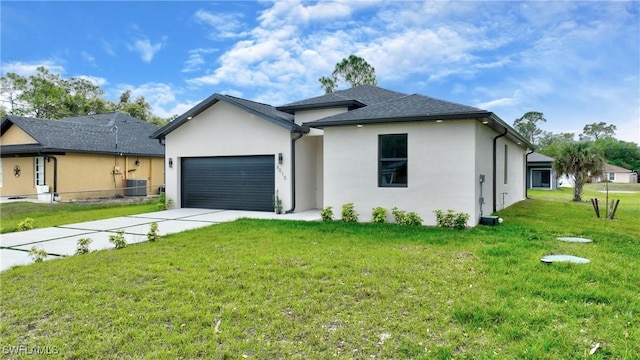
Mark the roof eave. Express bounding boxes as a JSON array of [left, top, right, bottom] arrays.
[[304, 111, 492, 128], [152, 94, 302, 139]]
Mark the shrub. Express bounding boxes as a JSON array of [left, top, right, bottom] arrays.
[[434, 210, 469, 230], [147, 222, 160, 242], [75, 237, 93, 255], [391, 207, 423, 226], [402, 212, 423, 226], [341, 203, 359, 223], [109, 230, 128, 249], [17, 217, 35, 231], [320, 206, 334, 222], [157, 192, 173, 210], [272, 190, 283, 214], [371, 207, 388, 223], [391, 207, 406, 224], [29, 246, 48, 263]]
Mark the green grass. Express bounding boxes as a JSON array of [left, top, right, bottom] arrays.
[[0, 200, 160, 233], [1, 190, 638, 358]]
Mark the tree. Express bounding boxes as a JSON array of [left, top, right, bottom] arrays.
[[593, 137, 640, 173], [581, 122, 617, 141], [537, 131, 575, 158], [513, 111, 546, 145], [0, 67, 112, 119], [319, 55, 377, 93], [553, 141, 604, 202]]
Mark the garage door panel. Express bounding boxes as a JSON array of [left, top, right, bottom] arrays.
[[181, 155, 275, 211]]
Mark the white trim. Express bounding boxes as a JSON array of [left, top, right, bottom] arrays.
[[35, 156, 45, 186], [529, 168, 552, 189]]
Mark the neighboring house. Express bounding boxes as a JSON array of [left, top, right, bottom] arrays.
[[593, 163, 638, 184], [152, 85, 533, 227], [526, 152, 558, 190], [0, 112, 165, 201]]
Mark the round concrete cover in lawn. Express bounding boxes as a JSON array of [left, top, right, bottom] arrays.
[[557, 237, 592, 243], [541, 255, 590, 264]]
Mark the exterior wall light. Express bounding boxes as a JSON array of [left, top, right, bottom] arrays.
[[168, 158, 173, 168], [278, 153, 283, 165]]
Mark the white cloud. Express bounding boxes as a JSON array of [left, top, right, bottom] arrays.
[[75, 75, 108, 87], [182, 48, 218, 73], [127, 38, 165, 63], [1, 60, 65, 76], [194, 9, 249, 39]]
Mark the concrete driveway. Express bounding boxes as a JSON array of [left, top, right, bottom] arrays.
[[0, 208, 320, 272]]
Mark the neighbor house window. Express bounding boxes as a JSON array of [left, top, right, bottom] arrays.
[[379, 134, 407, 187], [608, 172, 615, 181], [504, 144, 508, 184], [35, 156, 45, 186]]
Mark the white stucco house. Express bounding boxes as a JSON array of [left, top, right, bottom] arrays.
[[593, 163, 638, 184], [151, 85, 533, 227]]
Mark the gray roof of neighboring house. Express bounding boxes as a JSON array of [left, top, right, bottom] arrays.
[[1, 112, 165, 157], [528, 152, 554, 163], [303, 93, 490, 127], [151, 93, 302, 139], [277, 84, 407, 112]]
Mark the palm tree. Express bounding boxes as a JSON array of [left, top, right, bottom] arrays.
[[553, 141, 604, 202]]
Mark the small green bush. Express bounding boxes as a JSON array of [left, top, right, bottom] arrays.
[[157, 192, 173, 210], [371, 207, 388, 223], [320, 206, 334, 222], [29, 246, 48, 263], [147, 222, 160, 242], [391, 207, 406, 224], [272, 191, 283, 214], [109, 230, 128, 249], [341, 203, 359, 223], [391, 207, 423, 226], [17, 217, 35, 231], [75, 237, 93, 255], [402, 212, 423, 226], [434, 210, 469, 230]]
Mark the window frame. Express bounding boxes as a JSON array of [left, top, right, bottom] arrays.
[[35, 156, 46, 186], [608, 172, 615, 181], [378, 133, 408, 188]]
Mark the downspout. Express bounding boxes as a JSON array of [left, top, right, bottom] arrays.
[[492, 127, 508, 214], [285, 131, 305, 214], [525, 149, 534, 199]]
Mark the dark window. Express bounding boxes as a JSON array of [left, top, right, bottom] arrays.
[[504, 144, 508, 185], [379, 134, 407, 187]]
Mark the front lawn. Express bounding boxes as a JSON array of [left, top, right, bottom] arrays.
[[1, 193, 638, 358], [0, 200, 160, 233]]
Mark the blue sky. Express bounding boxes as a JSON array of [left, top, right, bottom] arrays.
[[1, 1, 639, 143]]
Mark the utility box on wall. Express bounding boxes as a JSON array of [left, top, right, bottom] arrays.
[[126, 179, 147, 196]]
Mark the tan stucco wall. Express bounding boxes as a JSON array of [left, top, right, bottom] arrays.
[[0, 153, 164, 200], [0, 125, 38, 145], [0, 157, 37, 196], [164, 101, 291, 209]]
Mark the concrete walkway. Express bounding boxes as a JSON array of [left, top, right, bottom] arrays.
[[0, 208, 321, 272]]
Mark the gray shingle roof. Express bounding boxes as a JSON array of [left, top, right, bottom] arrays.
[[1, 112, 164, 156], [152, 93, 300, 139], [277, 84, 407, 112], [304, 93, 490, 127], [528, 152, 554, 162]]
